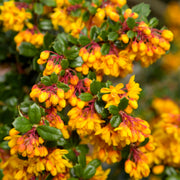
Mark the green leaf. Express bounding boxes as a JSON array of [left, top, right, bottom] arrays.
[[60, 70, 66, 76], [0, 141, 9, 150], [166, 176, 180, 180], [118, 97, 129, 110], [108, 105, 119, 115], [81, 27, 88, 36], [165, 167, 177, 176], [90, 80, 102, 95], [76, 144, 89, 154], [79, 93, 93, 102], [88, 6, 97, 15], [139, 137, 149, 147], [92, 0, 101, 6], [41, 76, 52, 86], [68, 35, 79, 45], [61, 59, 69, 69], [100, 30, 108, 41], [74, 164, 83, 177], [70, 56, 83, 68], [43, 33, 55, 49], [90, 26, 98, 40], [71, 8, 81, 17], [83, 165, 96, 179], [82, 11, 90, 22], [94, 100, 109, 119], [100, 43, 110, 55], [13, 117, 33, 133], [149, 17, 159, 27], [19, 42, 38, 57], [64, 46, 79, 60], [50, 72, 58, 83], [37, 125, 63, 141], [28, 103, 41, 124], [88, 159, 101, 168], [126, 17, 136, 29], [68, 0, 83, 5], [110, 115, 122, 128], [40, 0, 56, 7], [127, 30, 135, 39], [65, 149, 77, 163], [132, 3, 151, 18], [57, 82, 70, 92], [78, 153, 86, 168], [79, 36, 91, 46], [108, 32, 119, 41], [45, 174, 54, 180], [121, 145, 130, 159], [53, 34, 67, 54], [39, 19, 53, 30], [33, 3, 43, 15]]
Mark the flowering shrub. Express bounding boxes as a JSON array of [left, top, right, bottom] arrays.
[[0, 0, 177, 180]]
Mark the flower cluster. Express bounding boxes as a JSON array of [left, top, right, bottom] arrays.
[[14, 28, 44, 49], [0, 1, 32, 32], [0, 0, 174, 180], [147, 98, 180, 176]]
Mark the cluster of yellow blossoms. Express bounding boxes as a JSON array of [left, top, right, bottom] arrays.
[[0, 1, 31, 32], [147, 98, 180, 176], [14, 29, 44, 48], [161, 2, 180, 72]]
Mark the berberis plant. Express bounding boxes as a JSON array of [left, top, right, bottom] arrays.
[[0, 0, 174, 179]]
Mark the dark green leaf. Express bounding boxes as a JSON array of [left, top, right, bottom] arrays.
[[13, 117, 32, 133], [78, 153, 86, 168], [110, 115, 122, 128], [0, 141, 9, 150], [43, 33, 55, 49], [65, 149, 77, 163], [60, 70, 66, 76], [108, 105, 119, 115], [61, 59, 69, 69], [108, 32, 119, 41], [118, 97, 129, 110], [79, 93, 93, 102], [68, 0, 83, 5], [53, 34, 67, 54], [132, 3, 151, 18], [41, 76, 52, 86], [37, 125, 62, 141], [64, 46, 79, 60], [90, 26, 98, 40], [20, 101, 33, 113], [121, 145, 130, 159], [139, 137, 149, 147], [50, 72, 58, 83], [88, 159, 101, 168], [40, 0, 56, 7], [19, 42, 38, 57], [165, 167, 177, 176], [88, 6, 97, 15], [76, 144, 89, 154], [127, 30, 135, 39], [39, 19, 53, 30], [83, 165, 96, 179], [94, 100, 109, 119], [70, 56, 83, 68], [71, 8, 81, 17], [68, 35, 79, 45], [166, 176, 180, 180], [100, 30, 108, 41], [45, 174, 54, 180], [126, 17, 136, 29], [28, 103, 41, 124], [79, 36, 91, 46], [74, 164, 83, 177], [100, 43, 110, 55], [149, 17, 159, 27], [68, 178, 79, 180], [90, 80, 102, 95], [33, 3, 43, 15], [82, 11, 90, 22], [57, 82, 70, 92]]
